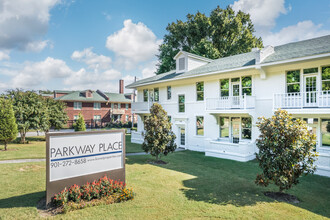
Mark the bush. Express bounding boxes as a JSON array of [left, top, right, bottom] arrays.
[[52, 175, 134, 212], [73, 113, 86, 132], [255, 109, 318, 192]]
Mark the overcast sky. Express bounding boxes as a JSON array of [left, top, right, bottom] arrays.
[[0, 0, 329, 93]]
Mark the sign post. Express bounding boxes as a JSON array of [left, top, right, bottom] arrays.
[[46, 130, 125, 206]]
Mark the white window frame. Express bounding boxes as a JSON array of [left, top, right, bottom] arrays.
[[74, 102, 82, 110], [125, 103, 129, 110], [93, 102, 101, 110]]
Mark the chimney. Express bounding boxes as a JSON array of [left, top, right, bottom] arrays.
[[119, 79, 124, 94]]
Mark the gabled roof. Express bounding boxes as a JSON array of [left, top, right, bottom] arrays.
[[174, 51, 213, 62], [54, 90, 131, 103], [127, 35, 330, 88]]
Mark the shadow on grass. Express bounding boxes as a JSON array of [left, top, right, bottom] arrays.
[[0, 191, 45, 208], [13, 136, 45, 144], [126, 150, 330, 218]]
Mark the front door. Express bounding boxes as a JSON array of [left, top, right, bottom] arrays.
[[304, 75, 317, 106], [231, 83, 240, 108], [231, 117, 240, 143], [180, 127, 185, 147]]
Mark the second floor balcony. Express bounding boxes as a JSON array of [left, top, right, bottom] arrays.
[[206, 95, 256, 113], [273, 91, 330, 110], [131, 101, 154, 113]]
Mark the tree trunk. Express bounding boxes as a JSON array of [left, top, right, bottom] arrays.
[[20, 131, 26, 144], [156, 154, 159, 162], [4, 142, 7, 151]]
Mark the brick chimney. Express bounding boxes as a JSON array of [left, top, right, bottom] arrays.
[[119, 79, 124, 94]]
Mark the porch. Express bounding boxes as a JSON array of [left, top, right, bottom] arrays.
[[205, 95, 256, 113]]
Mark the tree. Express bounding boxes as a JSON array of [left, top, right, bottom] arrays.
[[255, 109, 318, 192], [142, 103, 177, 161], [44, 97, 69, 131], [73, 113, 86, 132], [5, 90, 49, 143], [156, 5, 263, 74], [0, 98, 18, 150]]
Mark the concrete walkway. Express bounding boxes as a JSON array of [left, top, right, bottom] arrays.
[[0, 148, 186, 164]]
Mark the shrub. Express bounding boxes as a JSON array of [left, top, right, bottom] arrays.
[[255, 109, 318, 192], [0, 98, 18, 150], [73, 113, 86, 132], [142, 103, 177, 161], [52, 176, 134, 212]]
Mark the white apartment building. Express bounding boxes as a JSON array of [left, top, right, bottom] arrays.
[[127, 35, 330, 177]]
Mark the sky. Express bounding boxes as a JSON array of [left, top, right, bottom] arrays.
[[0, 0, 330, 94]]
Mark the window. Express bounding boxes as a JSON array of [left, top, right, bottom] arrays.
[[231, 78, 240, 83], [322, 66, 330, 92], [125, 115, 129, 121], [126, 104, 129, 110], [118, 103, 121, 109], [196, 82, 204, 101], [303, 67, 318, 74], [167, 86, 171, 100], [178, 95, 185, 113], [74, 115, 79, 121], [220, 79, 229, 97], [179, 57, 185, 70], [242, 76, 252, 96], [143, 89, 148, 102], [94, 102, 101, 110], [154, 88, 159, 101], [241, 117, 252, 139], [74, 102, 82, 110], [114, 103, 118, 109], [94, 115, 101, 120], [286, 70, 300, 93], [168, 116, 171, 122], [321, 119, 330, 147], [196, 116, 204, 136], [220, 117, 229, 138], [111, 103, 114, 108]]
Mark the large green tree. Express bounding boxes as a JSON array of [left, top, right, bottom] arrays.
[[255, 110, 318, 192], [156, 5, 263, 74], [5, 90, 49, 143], [0, 98, 18, 150], [44, 97, 69, 131], [142, 103, 176, 161]]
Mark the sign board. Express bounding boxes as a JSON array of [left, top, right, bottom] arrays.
[[46, 130, 125, 206]]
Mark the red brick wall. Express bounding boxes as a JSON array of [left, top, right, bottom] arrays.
[[55, 93, 68, 98], [64, 101, 133, 123]]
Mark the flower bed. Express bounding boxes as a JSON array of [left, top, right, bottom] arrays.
[[52, 176, 134, 213]]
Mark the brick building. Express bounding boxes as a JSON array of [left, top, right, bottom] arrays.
[[54, 80, 135, 127]]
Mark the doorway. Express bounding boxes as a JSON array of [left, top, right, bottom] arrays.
[[304, 75, 318, 106]]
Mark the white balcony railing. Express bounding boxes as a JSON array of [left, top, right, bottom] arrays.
[[206, 95, 256, 110], [131, 101, 154, 112], [274, 91, 330, 109]]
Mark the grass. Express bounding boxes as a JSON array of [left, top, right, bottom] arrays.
[[322, 133, 330, 147], [0, 134, 143, 161], [0, 151, 329, 219]]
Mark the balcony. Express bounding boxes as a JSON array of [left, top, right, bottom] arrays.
[[112, 109, 126, 115], [274, 91, 330, 112], [131, 101, 154, 113], [206, 95, 256, 114]]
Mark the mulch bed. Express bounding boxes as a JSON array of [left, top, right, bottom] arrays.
[[37, 197, 60, 217], [147, 159, 168, 165], [264, 191, 300, 203]]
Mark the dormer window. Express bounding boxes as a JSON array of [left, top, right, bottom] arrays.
[[178, 57, 185, 71]]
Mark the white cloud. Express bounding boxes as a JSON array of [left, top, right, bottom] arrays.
[[0, 0, 59, 51], [232, 0, 330, 46], [262, 21, 330, 46], [141, 61, 157, 79], [63, 68, 122, 92], [24, 40, 51, 52], [232, 0, 287, 32], [0, 50, 9, 60], [71, 47, 112, 70], [106, 19, 162, 70], [11, 57, 73, 88]]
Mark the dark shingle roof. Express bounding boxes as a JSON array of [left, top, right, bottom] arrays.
[[127, 35, 330, 88]]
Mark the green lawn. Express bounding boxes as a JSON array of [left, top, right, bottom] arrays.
[[0, 134, 143, 161], [0, 151, 329, 219]]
